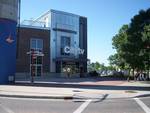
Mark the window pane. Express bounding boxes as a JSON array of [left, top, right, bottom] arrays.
[[37, 56, 42, 64], [37, 66, 42, 76], [61, 36, 70, 47], [61, 36, 70, 55], [37, 39, 43, 49], [31, 39, 36, 49]]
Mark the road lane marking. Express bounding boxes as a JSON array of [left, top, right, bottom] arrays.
[[0, 103, 14, 113], [134, 98, 150, 113], [73, 99, 92, 113]]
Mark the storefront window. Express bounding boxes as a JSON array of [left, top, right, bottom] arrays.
[[61, 36, 70, 55]]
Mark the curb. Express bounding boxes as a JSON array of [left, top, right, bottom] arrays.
[[0, 94, 73, 100], [1, 93, 150, 100], [134, 94, 150, 98], [107, 93, 150, 100]]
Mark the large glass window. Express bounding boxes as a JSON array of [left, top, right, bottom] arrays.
[[61, 36, 71, 55], [37, 39, 43, 49], [30, 38, 43, 77], [30, 38, 43, 50], [31, 39, 36, 49]]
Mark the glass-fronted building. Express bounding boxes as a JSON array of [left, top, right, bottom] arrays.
[[16, 9, 87, 77]]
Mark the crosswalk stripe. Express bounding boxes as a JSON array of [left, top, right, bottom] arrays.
[[73, 99, 92, 113], [134, 98, 150, 113], [0, 103, 14, 113]]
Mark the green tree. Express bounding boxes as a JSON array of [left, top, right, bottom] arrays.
[[124, 9, 150, 71], [110, 25, 129, 70], [99, 63, 107, 70], [112, 25, 128, 51], [110, 8, 150, 76], [141, 25, 150, 76], [88, 62, 107, 71], [95, 62, 101, 70]]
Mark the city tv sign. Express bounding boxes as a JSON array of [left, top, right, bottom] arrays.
[[64, 46, 84, 55]]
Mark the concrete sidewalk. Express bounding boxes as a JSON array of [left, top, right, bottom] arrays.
[[0, 80, 150, 100]]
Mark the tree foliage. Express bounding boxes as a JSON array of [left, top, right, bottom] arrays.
[[88, 62, 107, 71], [109, 8, 150, 72]]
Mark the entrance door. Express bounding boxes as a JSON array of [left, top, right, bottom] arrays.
[[30, 65, 42, 76], [61, 62, 79, 73], [30, 56, 43, 76], [30, 38, 43, 76]]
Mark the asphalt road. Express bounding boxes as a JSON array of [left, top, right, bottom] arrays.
[[0, 97, 150, 113]]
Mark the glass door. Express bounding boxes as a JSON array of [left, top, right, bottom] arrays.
[[30, 38, 43, 76], [37, 65, 42, 76], [30, 55, 43, 76]]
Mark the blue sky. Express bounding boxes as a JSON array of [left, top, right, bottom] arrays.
[[20, 0, 150, 65]]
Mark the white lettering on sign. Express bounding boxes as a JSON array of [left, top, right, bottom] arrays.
[[64, 46, 70, 54], [64, 46, 85, 55]]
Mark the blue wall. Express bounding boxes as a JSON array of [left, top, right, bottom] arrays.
[[0, 18, 17, 84]]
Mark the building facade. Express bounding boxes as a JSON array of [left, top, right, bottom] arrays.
[[16, 9, 87, 76], [0, 0, 19, 84]]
